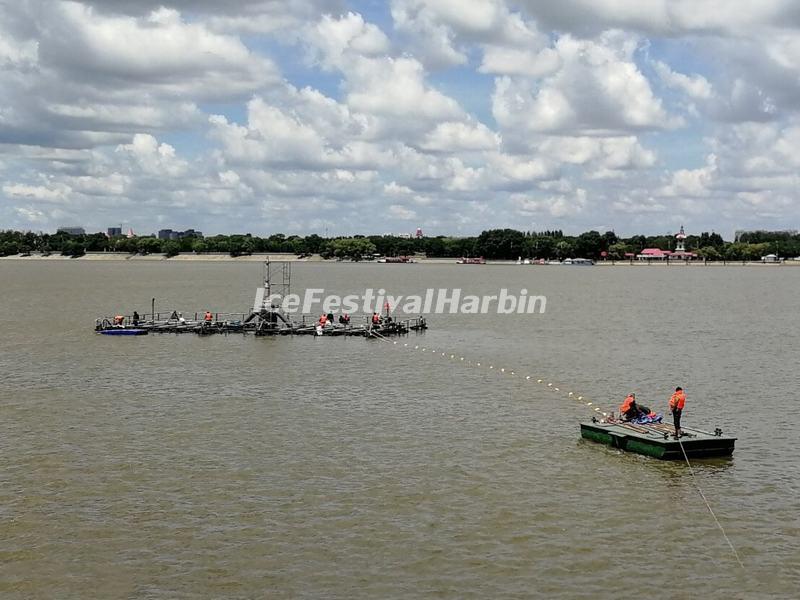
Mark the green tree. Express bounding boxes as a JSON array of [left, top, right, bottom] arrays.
[[163, 240, 181, 257], [697, 246, 721, 261], [555, 239, 575, 259], [475, 229, 526, 259], [327, 237, 377, 260]]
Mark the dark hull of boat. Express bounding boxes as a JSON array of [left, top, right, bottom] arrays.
[[580, 421, 736, 460], [98, 328, 149, 336]]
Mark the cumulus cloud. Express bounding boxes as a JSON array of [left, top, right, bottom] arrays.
[[653, 61, 712, 100], [517, 0, 794, 36], [492, 33, 678, 137], [512, 188, 588, 219], [419, 121, 500, 152], [391, 0, 547, 67], [40, 3, 278, 99], [115, 134, 188, 177], [307, 12, 390, 70], [0, 1, 278, 150]]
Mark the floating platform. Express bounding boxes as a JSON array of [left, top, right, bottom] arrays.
[[95, 313, 427, 338], [580, 419, 736, 459]]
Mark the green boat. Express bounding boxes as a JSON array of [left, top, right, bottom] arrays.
[[580, 419, 736, 460]]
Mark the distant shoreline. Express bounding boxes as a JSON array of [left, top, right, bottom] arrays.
[[1, 252, 800, 266]]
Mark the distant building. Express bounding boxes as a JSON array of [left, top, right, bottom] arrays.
[[57, 226, 85, 235], [416, 227, 423, 238], [669, 225, 697, 260], [637, 225, 697, 261], [126, 228, 136, 238], [637, 248, 670, 260], [158, 228, 203, 240], [107, 227, 122, 237]]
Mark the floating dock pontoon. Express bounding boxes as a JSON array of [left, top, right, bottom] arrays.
[[94, 260, 428, 339], [580, 419, 736, 459]]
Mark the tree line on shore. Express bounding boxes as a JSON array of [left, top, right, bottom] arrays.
[[1, 228, 799, 261]]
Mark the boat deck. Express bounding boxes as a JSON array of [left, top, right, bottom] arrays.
[[580, 419, 736, 459]]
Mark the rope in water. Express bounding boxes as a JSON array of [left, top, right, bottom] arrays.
[[677, 437, 745, 568], [371, 330, 745, 568]]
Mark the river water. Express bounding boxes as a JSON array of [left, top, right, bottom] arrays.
[[1, 260, 798, 599]]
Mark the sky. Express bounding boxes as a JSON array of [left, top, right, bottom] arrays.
[[2, 1, 800, 237]]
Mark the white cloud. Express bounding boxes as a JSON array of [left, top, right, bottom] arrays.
[[3, 182, 69, 201], [658, 155, 717, 198], [479, 46, 561, 78], [391, 0, 547, 65], [492, 33, 678, 136], [42, 4, 278, 99], [345, 56, 464, 122], [419, 121, 500, 152], [512, 188, 588, 218], [486, 153, 557, 185], [307, 12, 390, 71], [516, 1, 793, 36], [389, 204, 417, 220], [653, 61, 712, 100], [116, 134, 188, 177]]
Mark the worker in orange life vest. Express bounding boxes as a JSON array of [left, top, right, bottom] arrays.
[[204, 311, 213, 323], [319, 314, 328, 326], [669, 386, 686, 438], [619, 393, 638, 421]]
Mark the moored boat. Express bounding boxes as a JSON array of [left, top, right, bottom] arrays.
[[377, 256, 415, 263], [456, 257, 486, 264]]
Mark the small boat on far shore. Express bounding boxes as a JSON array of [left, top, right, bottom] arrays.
[[456, 257, 486, 264], [377, 256, 415, 263]]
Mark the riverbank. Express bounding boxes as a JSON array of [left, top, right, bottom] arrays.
[[1, 252, 799, 266]]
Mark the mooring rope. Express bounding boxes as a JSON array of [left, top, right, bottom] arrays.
[[371, 332, 745, 568], [677, 437, 745, 568]]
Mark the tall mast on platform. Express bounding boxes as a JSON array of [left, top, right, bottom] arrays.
[[262, 258, 291, 312]]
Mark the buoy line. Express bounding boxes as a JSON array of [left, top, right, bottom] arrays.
[[369, 330, 605, 418], [371, 330, 746, 569]]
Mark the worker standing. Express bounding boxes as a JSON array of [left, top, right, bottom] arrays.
[[669, 387, 686, 439]]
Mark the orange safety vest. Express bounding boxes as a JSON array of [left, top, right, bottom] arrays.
[[620, 395, 635, 413], [319, 315, 327, 325], [204, 312, 213, 321], [669, 390, 686, 411]]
